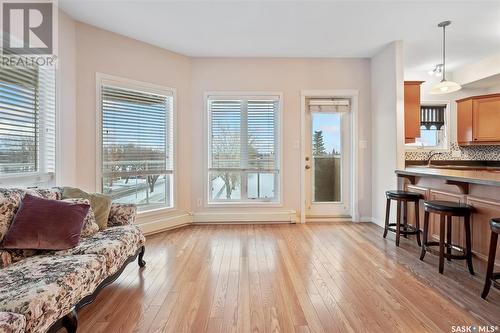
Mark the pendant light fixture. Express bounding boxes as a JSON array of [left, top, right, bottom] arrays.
[[430, 20, 462, 94]]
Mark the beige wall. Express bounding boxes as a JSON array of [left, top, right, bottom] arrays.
[[60, 15, 374, 220], [73, 22, 192, 211], [371, 41, 404, 226], [190, 57, 372, 218], [57, 11, 77, 186]]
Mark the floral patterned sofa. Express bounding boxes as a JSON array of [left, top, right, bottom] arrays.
[[0, 188, 146, 333]]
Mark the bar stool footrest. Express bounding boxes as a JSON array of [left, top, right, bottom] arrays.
[[491, 273, 500, 289], [387, 223, 420, 235], [422, 241, 468, 260]]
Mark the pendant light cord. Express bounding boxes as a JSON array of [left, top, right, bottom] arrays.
[[442, 24, 446, 81]]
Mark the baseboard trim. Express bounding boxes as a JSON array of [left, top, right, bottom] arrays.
[[371, 217, 384, 227], [136, 210, 193, 235], [135, 211, 373, 231], [303, 215, 375, 223], [192, 210, 297, 224], [305, 216, 352, 223]]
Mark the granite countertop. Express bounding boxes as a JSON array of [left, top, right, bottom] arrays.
[[396, 167, 500, 187]]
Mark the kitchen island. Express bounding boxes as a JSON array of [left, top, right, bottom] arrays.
[[396, 166, 500, 276]]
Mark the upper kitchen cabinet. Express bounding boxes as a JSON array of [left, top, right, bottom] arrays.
[[457, 93, 500, 145], [404, 81, 424, 143], [457, 98, 473, 144]]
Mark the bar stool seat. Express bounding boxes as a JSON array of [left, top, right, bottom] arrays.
[[481, 218, 500, 299], [423, 201, 471, 215], [385, 190, 423, 200], [383, 190, 423, 247], [420, 200, 474, 275]]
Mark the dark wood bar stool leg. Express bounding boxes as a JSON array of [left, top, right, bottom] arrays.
[[383, 198, 391, 239], [439, 214, 446, 274], [402, 201, 408, 239], [446, 216, 452, 261], [482, 231, 499, 299], [415, 201, 421, 246], [383, 191, 422, 246], [464, 215, 474, 275], [420, 211, 430, 260], [421, 201, 474, 275], [396, 200, 402, 247]]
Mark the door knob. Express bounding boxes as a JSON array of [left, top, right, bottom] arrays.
[[305, 156, 310, 161], [305, 165, 311, 169]]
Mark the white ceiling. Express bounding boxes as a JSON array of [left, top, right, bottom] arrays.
[[59, 0, 500, 74]]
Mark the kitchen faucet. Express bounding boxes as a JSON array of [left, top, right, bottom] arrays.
[[426, 151, 442, 167]]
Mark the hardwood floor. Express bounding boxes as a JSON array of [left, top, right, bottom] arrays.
[[74, 223, 500, 333]]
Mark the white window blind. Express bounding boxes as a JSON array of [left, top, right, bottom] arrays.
[[208, 95, 280, 202], [100, 82, 174, 210], [0, 65, 56, 179]]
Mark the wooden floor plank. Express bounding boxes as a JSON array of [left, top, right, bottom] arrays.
[[68, 223, 499, 333]]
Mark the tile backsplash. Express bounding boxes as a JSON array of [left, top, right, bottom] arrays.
[[405, 142, 500, 161]]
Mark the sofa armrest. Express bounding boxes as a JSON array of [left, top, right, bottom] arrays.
[[107, 203, 137, 227]]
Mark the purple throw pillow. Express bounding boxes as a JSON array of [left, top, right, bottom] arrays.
[[1, 194, 90, 250]]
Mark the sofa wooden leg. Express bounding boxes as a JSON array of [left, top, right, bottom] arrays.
[[62, 308, 77, 333], [138, 246, 146, 268]]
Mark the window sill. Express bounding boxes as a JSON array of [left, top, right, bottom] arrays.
[[137, 206, 176, 217], [0, 172, 55, 187]]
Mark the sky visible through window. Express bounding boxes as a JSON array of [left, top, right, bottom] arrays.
[[312, 113, 341, 154]]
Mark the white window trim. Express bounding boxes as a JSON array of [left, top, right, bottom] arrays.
[[203, 91, 283, 208], [95, 73, 177, 213], [405, 100, 451, 152]]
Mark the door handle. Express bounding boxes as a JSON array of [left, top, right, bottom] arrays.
[[305, 165, 311, 170]]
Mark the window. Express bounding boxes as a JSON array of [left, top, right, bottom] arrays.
[[99, 76, 174, 211], [406, 103, 449, 149], [207, 94, 280, 203], [0, 65, 56, 183]]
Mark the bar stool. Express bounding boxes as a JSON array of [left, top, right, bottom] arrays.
[[420, 201, 474, 275], [383, 190, 423, 247], [481, 218, 500, 299]]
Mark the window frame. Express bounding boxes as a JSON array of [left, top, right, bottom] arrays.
[[204, 91, 283, 207], [96, 73, 177, 213], [0, 66, 56, 187], [405, 100, 451, 152]]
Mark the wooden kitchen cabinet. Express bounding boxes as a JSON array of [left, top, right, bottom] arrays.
[[457, 93, 500, 144], [466, 196, 500, 275], [457, 99, 473, 144], [405, 184, 428, 230], [473, 95, 500, 142], [404, 81, 424, 143]]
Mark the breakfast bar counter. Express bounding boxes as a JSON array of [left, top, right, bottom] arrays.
[[397, 167, 500, 187], [395, 166, 500, 276]]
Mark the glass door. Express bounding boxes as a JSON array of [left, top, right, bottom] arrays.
[[305, 101, 351, 218]]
